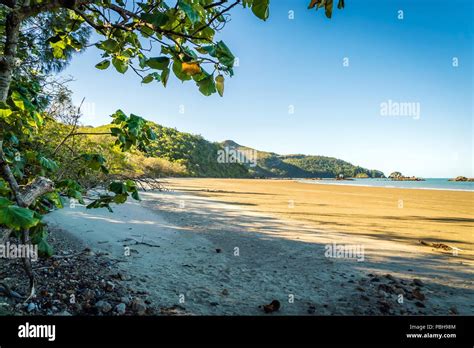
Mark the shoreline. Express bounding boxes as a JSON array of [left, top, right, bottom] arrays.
[[296, 179, 474, 192], [2, 178, 472, 316], [38, 187, 473, 315]]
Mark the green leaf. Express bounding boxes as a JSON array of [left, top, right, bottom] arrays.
[[172, 61, 192, 81], [99, 39, 119, 53], [216, 41, 235, 68], [11, 91, 25, 111], [197, 75, 216, 96], [252, 0, 270, 21], [43, 192, 64, 209], [215, 75, 225, 97], [112, 57, 128, 73], [39, 156, 59, 172], [146, 57, 170, 70], [161, 68, 170, 87], [142, 74, 155, 84], [131, 190, 140, 200], [0, 205, 40, 230], [38, 239, 54, 258], [95, 60, 111, 70], [179, 0, 200, 25], [0, 107, 12, 118], [0, 197, 12, 208], [140, 12, 169, 27], [109, 182, 127, 195]]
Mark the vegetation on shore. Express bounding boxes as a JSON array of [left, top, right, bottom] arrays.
[[221, 141, 385, 179], [0, 0, 344, 302], [57, 125, 386, 180]]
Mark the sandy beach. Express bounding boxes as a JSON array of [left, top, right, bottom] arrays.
[[43, 178, 473, 315]]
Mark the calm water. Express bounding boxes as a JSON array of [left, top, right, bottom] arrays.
[[299, 178, 474, 192]]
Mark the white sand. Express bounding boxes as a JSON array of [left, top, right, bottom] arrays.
[[44, 190, 474, 315]]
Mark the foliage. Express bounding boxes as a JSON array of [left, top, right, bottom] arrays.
[[0, 0, 344, 275], [221, 141, 385, 178]]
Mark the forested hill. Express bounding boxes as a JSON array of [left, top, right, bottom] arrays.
[[80, 122, 385, 179], [220, 141, 385, 178]]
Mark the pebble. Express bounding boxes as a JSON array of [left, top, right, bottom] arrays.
[[413, 279, 424, 287], [131, 298, 147, 315], [106, 281, 115, 292], [27, 303, 37, 313], [415, 301, 426, 308], [82, 289, 95, 301], [95, 300, 112, 313], [412, 288, 425, 301], [115, 303, 126, 315]]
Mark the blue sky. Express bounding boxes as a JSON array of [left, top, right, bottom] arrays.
[[62, 0, 473, 178]]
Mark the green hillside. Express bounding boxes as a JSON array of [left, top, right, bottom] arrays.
[[74, 123, 384, 179], [220, 141, 385, 178]]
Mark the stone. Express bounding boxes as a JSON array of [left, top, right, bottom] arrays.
[[115, 303, 126, 315], [131, 298, 147, 315], [95, 300, 112, 313]]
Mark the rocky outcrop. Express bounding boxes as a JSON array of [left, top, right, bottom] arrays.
[[389, 172, 424, 181], [448, 176, 474, 182]]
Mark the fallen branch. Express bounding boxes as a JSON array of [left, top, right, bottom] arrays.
[[0, 282, 24, 300], [119, 237, 160, 248], [419, 240, 462, 252]]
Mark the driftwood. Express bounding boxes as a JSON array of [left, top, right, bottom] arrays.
[[0, 282, 24, 300], [119, 237, 161, 248], [419, 240, 462, 252]]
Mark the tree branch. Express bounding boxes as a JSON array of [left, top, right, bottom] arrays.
[[0, 145, 54, 207]]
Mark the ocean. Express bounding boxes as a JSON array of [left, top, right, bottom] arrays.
[[299, 178, 474, 192]]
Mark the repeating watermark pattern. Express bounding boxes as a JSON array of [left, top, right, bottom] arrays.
[[452, 57, 459, 67], [380, 99, 420, 120], [18, 322, 56, 341], [397, 10, 404, 20], [0, 243, 38, 261], [324, 243, 365, 262], [217, 146, 257, 167], [288, 10, 295, 20], [288, 104, 295, 115], [398, 294, 404, 304], [398, 199, 404, 209], [343, 57, 350, 67], [79, 101, 96, 118]]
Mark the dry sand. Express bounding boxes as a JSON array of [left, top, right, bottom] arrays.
[[44, 178, 474, 315]]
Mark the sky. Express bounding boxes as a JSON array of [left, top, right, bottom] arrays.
[[61, 0, 473, 178]]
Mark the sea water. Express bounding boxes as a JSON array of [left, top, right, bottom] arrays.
[[299, 178, 474, 192]]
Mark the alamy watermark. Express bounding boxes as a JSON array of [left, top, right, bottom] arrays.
[[217, 146, 257, 167], [380, 99, 420, 120], [324, 243, 365, 262], [0, 242, 38, 261]]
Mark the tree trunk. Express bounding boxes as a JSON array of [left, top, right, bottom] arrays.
[[0, 11, 21, 102]]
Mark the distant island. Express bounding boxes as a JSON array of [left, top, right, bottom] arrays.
[[388, 172, 425, 181], [449, 176, 474, 182]]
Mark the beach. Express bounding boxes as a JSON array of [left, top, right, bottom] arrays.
[[41, 178, 473, 315]]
